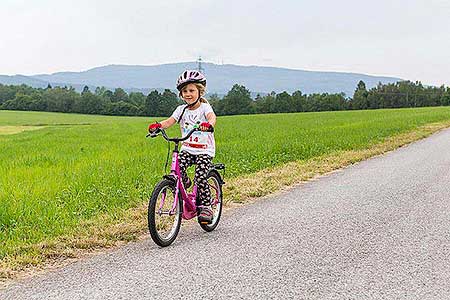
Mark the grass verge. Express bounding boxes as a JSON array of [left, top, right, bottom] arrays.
[[1, 120, 450, 285]]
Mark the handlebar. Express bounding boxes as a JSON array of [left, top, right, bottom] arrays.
[[146, 125, 214, 143]]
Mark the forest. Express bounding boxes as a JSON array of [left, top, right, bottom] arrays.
[[1, 80, 449, 117]]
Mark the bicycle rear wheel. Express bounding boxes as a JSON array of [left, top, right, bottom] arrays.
[[199, 171, 223, 232], [148, 179, 181, 247]]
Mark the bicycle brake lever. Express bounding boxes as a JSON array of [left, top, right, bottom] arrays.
[[146, 132, 159, 138]]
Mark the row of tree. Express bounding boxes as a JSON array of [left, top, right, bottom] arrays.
[[352, 80, 450, 109], [0, 85, 180, 116], [1, 80, 449, 117], [210, 80, 450, 114], [209, 86, 349, 115]]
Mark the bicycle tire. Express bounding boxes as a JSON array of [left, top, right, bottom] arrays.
[[148, 179, 182, 247], [199, 171, 223, 232]]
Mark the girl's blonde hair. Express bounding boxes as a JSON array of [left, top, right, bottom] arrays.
[[179, 83, 209, 103]]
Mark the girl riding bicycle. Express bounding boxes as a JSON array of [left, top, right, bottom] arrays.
[[148, 70, 216, 224]]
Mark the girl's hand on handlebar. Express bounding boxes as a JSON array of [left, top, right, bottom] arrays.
[[148, 122, 162, 133], [200, 122, 213, 132]]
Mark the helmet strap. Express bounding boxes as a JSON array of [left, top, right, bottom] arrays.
[[187, 96, 200, 107], [177, 96, 201, 123]]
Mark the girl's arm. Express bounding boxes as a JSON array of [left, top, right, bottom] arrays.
[[159, 117, 177, 129], [206, 112, 216, 127]]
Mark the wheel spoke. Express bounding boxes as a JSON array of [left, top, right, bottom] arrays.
[[148, 180, 181, 246], [199, 173, 223, 232]]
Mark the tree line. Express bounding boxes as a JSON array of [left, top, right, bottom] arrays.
[[0, 85, 180, 116], [1, 80, 449, 117]]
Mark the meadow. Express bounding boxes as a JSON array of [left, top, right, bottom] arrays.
[[1, 107, 450, 267]]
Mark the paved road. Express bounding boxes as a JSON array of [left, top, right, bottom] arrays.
[[2, 128, 450, 300]]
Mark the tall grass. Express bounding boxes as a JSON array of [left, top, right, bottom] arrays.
[[1, 107, 450, 259]]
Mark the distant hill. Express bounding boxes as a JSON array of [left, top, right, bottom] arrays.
[[1, 62, 402, 97], [0, 75, 100, 92], [0, 75, 48, 87]]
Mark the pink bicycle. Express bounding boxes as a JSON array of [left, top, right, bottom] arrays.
[[146, 126, 225, 247]]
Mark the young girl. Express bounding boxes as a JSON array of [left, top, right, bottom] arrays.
[[148, 70, 217, 224]]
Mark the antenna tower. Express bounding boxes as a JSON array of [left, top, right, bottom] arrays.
[[197, 56, 205, 74]]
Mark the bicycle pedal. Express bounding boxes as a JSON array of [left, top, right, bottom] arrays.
[[200, 221, 209, 225]]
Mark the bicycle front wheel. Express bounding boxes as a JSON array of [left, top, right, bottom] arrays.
[[148, 179, 181, 247]]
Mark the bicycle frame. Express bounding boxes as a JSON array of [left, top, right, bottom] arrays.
[[175, 150, 200, 219]]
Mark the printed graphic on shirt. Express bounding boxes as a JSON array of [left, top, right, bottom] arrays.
[[182, 121, 208, 149]]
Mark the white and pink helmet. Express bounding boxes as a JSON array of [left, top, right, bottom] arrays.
[[176, 70, 206, 91]]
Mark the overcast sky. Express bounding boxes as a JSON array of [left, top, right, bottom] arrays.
[[1, 0, 449, 86]]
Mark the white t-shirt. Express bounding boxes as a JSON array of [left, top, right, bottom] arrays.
[[171, 102, 216, 157]]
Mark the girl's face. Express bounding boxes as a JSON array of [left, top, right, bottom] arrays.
[[181, 83, 200, 104]]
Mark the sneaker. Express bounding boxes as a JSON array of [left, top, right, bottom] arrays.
[[197, 207, 213, 224]]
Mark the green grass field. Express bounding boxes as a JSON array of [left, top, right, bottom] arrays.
[[1, 107, 450, 264]]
